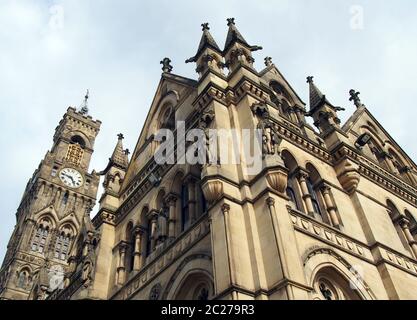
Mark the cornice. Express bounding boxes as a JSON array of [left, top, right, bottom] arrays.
[[332, 144, 417, 206]]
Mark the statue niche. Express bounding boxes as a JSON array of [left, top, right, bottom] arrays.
[[251, 102, 281, 157]]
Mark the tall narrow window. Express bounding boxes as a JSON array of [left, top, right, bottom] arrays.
[[17, 270, 28, 289], [31, 227, 49, 254], [54, 234, 70, 260], [286, 184, 299, 210], [199, 185, 207, 215], [62, 192, 69, 206], [306, 178, 322, 216], [181, 184, 189, 231], [146, 221, 152, 257]]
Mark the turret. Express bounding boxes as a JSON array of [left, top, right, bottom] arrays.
[[223, 18, 262, 73], [186, 23, 225, 80]]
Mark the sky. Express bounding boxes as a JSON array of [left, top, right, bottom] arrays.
[[0, 0, 416, 262]]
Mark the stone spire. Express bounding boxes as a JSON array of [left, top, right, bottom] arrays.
[[223, 18, 262, 53], [186, 22, 225, 78], [110, 133, 129, 170], [222, 18, 262, 73], [306, 76, 335, 113], [306, 76, 345, 136], [79, 89, 89, 115], [186, 23, 222, 63]]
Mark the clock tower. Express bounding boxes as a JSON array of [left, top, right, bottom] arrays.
[[0, 98, 101, 300]]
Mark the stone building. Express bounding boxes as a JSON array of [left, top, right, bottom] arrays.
[[1, 19, 417, 300]]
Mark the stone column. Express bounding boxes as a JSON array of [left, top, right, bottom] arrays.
[[133, 227, 144, 271], [399, 217, 417, 257], [294, 105, 306, 124], [320, 184, 341, 228], [266, 197, 293, 299], [297, 170, 315, 216], [288, 107, 299, 123], [221, 203, 237, 300], [117, 243, 127, 285], [166, 195, 177, 240]]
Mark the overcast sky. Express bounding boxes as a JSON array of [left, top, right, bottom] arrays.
[[0, 0, 416, 262]]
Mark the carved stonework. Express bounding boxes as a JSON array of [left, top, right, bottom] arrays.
[[335, 159, 361, 194], [149, 283, 162, 300], [201, 179, 223, 203], [266, 168, 288, 194]]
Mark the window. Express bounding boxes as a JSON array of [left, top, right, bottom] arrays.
[[306, 177, 322, 216], [200, 186, 207, 215], [65, 136, 85, 166], [286, 186, 299, 210], [17, 270, 29, 289], [313, 267, 362, 300], [62, 192, 69, 206], [31, 226, 49, 254], [51, 167, 58, 177], [54, 234, 71, 260], [197, 287, 209, 300], [146, 221, 152, 257], [181, 184, 189, 231]]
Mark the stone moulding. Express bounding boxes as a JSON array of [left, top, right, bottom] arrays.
[[201, 165, 224, 203], [290, 208, 417, 277], [111, 216, 210, 300], [333, 144, 417, 205], [335, 159, 361, 194]]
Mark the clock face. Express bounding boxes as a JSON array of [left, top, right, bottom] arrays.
[[59, 168, 83, 188]]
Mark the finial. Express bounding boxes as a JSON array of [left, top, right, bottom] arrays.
[[227, 18, 235, 26], [201, 23, 210, 31], [160, 57, 173, 73], [349, 89, 364, 108], [79, 89, 89, 115], [306, 76, 314, 84], [124, 149, 130, 156], [117, 133, 124, 140], [264, 56, 273, 67]]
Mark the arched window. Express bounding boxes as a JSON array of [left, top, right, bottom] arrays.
[[181, 184, 189, 231], [367, 140, 388, 170], [313, 267, 362, 300], [54, 234, 70, 260], [306, 177, 322, 216], [31, 223, 50, 254], [405, 210, 417, 238], [286, 179, 300, 210], [282, 150, 302, 212], [17, 269, 30, 290], [197, 183, 207, 218], [54, 224, 74, 260], [270, 81, 296, 121], [62, 192, 69, 206], [387, 200, 411, 254], [140, 207, 151, 258], [65, 135, 85, 166], [125, 222, 135, 273], [159, 105, 175, 130], [174, 273, 213, 300]]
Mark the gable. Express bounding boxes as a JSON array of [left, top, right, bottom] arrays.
[[120, 73, 197, 193], [259, 65, 306, 107], [343, 106, 416, 170]]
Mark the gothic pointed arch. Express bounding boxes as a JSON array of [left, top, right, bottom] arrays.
[[162, 253, 213, 300], [303, 247, 376, 300]]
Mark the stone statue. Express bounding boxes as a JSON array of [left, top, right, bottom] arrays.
[[198, 111, 216, 166]]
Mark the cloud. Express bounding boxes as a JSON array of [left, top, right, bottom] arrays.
[[0, 0, 416, 262]]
